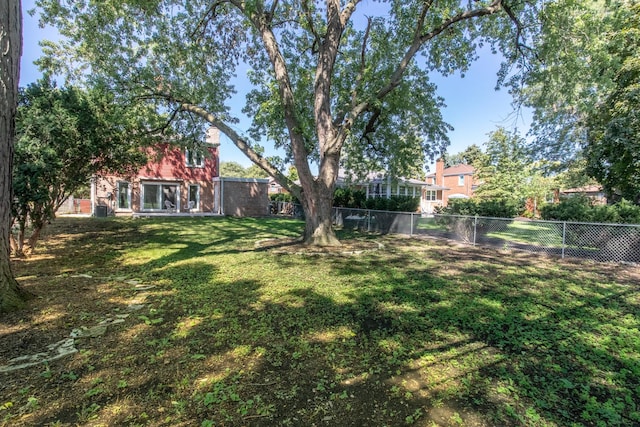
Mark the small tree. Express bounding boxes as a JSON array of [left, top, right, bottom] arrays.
[[11, 78, 158, 255], [443, 144, 484, 168], [220, 161, 248, 177], [474, 127, 531, 207]]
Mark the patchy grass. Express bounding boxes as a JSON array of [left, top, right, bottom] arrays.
[[484, 220, 564, 247], [1, 216, 639, 427]]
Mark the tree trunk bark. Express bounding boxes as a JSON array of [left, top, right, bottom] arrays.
[[1, 0, 31, 312], [300, 182, 340, 246]]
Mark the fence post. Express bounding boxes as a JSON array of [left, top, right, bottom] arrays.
[[367, 210, 371, 232], [562, 221, 566, 259], [410, 213, 414, 236], [473, 215, 478, 246]]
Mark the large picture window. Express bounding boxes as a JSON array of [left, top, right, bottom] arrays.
[[142, 183, 179, 211], [117, 181, 131, 210]]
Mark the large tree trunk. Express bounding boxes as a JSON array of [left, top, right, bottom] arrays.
[[1, 0, 31, 312], [300, 182, 340, 246]]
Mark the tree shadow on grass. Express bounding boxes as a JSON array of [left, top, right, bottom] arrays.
[[3, 218, 639, 426]]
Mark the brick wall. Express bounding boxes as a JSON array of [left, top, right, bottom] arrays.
[[222, 178, 269, 217]]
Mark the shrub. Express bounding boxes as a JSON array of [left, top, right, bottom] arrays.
[[435, 199, 520, 218], [333, 188, 419, 212], [333, 188, 367, 209], [363, 195, 419, 212], [269, 193, 296, 203], [541, 197, 640, 224]]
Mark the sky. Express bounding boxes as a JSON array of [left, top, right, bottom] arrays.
[[19, 0, 531, 173]]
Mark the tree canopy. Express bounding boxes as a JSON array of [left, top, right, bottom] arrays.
[[220, 161, 270, 178], [443, 144, 484, 168], [36, 0, 547, 244], [584, 2, 640, 203], [517, 0, 639, 201], [474, 127, 554, 210]]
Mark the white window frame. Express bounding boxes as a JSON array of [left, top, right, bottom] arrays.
[[116, 181, 132, 211], [188, 184, 200, 210], [425, 190, 437, 201], [141, 182, 180, 211], [458, 175, 465, 186], [185, 149, 204, 168]]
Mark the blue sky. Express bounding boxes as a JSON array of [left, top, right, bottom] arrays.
[[20, 0, 530, 173]]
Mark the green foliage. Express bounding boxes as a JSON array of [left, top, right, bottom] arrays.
[[436, 198, 520, 218], [364, 196, 420, 213], [474, 128, 532, 207], [520, 0, 639, 197], [584, 3, 640, 203], [269, 193, 296, 203], [443, 144, 484, 168], [220, 161, 269, 178], [541, 197, 640, 224], [219, 161, 247, 178], [333, 188, 367, 209], [245, 164, 269, 179], [12, 77, 157, 254], [333, 188, 418, 212]]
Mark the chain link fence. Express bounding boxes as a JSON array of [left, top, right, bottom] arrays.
[[268, 201, 304, 219], [330, 207, 640, 265]]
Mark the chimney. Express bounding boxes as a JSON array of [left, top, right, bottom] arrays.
[[436, 158, 445, 187], [206, 126, 220, 146]]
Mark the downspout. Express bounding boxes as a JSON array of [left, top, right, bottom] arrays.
[[220, 177, 224, 215], [90, 176, 96, 216]]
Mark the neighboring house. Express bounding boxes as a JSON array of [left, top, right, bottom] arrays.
[[425, 158, 477, 206], [268, 177, 288, 195], [92, 127, 269, 217], [559, 185, 607, 205], [337, 170, 449, 215]]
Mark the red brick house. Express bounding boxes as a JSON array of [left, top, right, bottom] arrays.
[[91, 127, 269, 217], [425, 158, 477, 207]]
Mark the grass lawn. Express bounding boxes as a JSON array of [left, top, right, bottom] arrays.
[[1, 217, 639, 426], [484, 220, 564, 248]]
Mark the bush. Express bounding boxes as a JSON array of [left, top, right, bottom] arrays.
[[435, 199, 520, 218], [333, 188, 419, 212], [269, 193, 296, 203], [363, 195, 419, 212], [333, 188, 367, 209], [541, 197, 640, 223]]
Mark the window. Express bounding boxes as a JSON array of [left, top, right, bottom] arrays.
[[142, 183, 179, 211], [185, 149, 204, 167], [188, 185, 199, 210], [117, 181, 131, 210], [458, 175, 465, 186], [425, 190, 437, 201]]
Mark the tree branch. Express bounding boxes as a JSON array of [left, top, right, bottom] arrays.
[[229, 1, 314, 192], [349, 16, 372, 112], [339, 0, 503, 139], [340, 0, 361, 26], [301, 0, 321, 53], [502, 1, 539, 65], [179, 102, 300, 198]]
